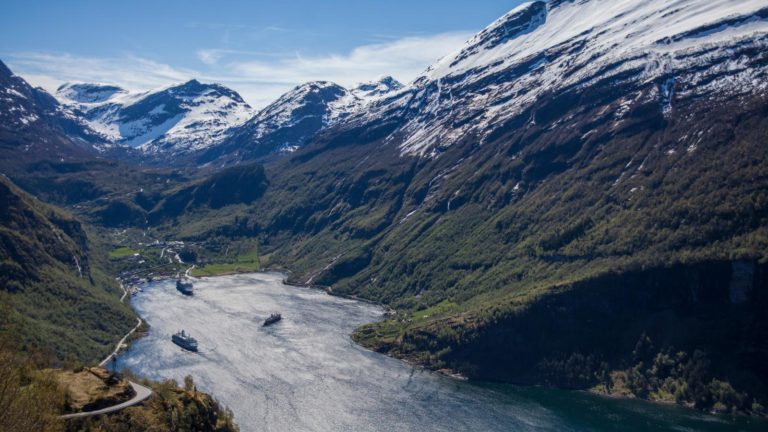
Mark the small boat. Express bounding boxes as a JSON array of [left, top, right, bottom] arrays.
[[176, 278, 194, 295], [171, 330, 198, 351], [263, 313, 282, 326]]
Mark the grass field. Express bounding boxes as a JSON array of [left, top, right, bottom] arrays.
[[107, 247, 138, 259], [190, 241, 261, 277], [190, 261, 261, 277]]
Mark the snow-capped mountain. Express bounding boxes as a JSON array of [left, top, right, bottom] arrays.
[[57, 82, 128, 104], [340, 0, 768, 158], [246, 81, 355, 153], [51, 74, 404, 165], [56, 79, 255, 155], [196, 76, 403, 164], [0, 60, 103, 156], [0, 61, 48, 130], [241, 0, 768, 304]]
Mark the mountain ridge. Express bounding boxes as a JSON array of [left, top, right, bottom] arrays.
[[52, 76, 405, 165], [327, 0, 768, 158], [56, 79, 255, 156], [194, 76, 404, 165]]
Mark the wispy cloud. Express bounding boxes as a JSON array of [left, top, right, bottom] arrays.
[[197, 49, 289, 65], [4, 52, 196, 91], [2, 31, 472, 108], [225, 31, 472, 86]]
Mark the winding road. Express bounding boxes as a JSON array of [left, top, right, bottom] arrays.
[[98, 316, 143, 367], [61, 280, 153, 420], [99, 282, 143, 367], [59, 381, 153, 420], [118, 280, 129, 303]]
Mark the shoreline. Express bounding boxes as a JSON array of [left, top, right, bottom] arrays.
[[374, 344, 765, 419], [110, 268, 767, 428]]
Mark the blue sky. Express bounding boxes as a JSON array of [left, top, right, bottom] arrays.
[[0, 0, 524, 107]]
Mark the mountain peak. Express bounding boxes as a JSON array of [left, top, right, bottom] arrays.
[[169, 78, 208, 94], [175, 78, 204, 91], [55, 79, 254, 154], [352, 76, 404, 98], [56, 82, 128, 104], [297, 81, 344, 91], [396, 0, 768, 157], [378, 76, 403, 88], [168, 79, 248, 105], [197, 79, 359, 163], [428, 1, 547, 78], [0, 59, 12, 78], [280, 81, 348, 102]]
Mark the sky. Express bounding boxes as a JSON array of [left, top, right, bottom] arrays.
[[0, 0, 525, 108]]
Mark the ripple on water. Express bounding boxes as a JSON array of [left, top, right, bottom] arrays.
[[115, 272, 768, 432]]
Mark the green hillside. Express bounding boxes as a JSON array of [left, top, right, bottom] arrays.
[[0, 175, 135, 362]]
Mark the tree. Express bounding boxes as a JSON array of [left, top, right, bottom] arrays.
[[184, 374, 195, 392], [0, 336, 65, 432]]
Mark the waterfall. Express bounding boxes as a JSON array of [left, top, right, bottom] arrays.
[[73, 255, 83, 278]]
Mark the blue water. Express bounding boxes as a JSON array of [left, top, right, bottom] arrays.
[[115, 273, 767, 432]]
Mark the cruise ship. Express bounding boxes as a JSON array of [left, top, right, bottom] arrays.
[[263, 313, 282, 326], [176, 278, 194, 295], [171, 330, 198, 351]]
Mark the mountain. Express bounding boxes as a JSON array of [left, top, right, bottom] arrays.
[[341, 0, 768, 158], [0, 174, 134, 361], [0, 71, 238, 430], [147, 163, 268, 224], [0, 59, 122, 204], [152, 0, 768, 414], [55, 76, 404, 166], [196, 77, 403, 165], [0, 174, 239, 430], [0, 59, 103, 165], [57, 79, 255, 156]]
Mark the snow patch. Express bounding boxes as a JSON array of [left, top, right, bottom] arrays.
[[378, 0, 768, 157]]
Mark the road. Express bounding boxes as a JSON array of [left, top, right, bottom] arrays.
[[59, 381, 153, 419], [118, 280, 129, 303], [59, 279, 154, 420], [98, 317, 143, 367], [99, 281, 142, 367]]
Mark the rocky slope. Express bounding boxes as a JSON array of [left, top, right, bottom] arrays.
[[52, 369, 239, 432]]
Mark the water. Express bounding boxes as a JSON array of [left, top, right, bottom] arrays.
[[115, 273, 767, 432]]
